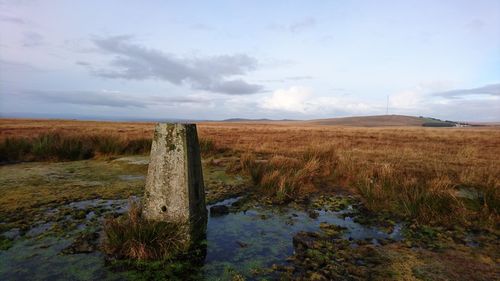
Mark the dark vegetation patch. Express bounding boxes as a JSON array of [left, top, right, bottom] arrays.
[[0, 236, 13, 251], [0, 131, 151, 162], [0, 130, 224, 163], [422, 122, 455, 127], [276, 231, 392, 280]]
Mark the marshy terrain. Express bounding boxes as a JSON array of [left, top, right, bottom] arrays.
[[0, 119, 499, 280]]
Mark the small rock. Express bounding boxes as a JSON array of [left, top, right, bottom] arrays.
[[355, 259, 366, 266], [209, 205, 229, 216], [231, 200, 243, 207], [319, 222, 346, 237], [308, 210, 319, 219], [293, 231, 320, 252], [236, 241, 248, 248]]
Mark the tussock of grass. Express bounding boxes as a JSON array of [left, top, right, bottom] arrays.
[[102, 201, 188, 261], [199, 138, 228, 156], [240, 146, 339, 203], [353, 164, 467, 225]]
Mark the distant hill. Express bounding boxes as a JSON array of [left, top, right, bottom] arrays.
[[222, 118, 272, 122], [304, 115, 459, 127], [216, 115, 462, 127], [221, 118, 296, 122]]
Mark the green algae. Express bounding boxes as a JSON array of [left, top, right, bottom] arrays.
[[311, 195, 354, 212]]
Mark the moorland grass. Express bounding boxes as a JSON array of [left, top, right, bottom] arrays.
[[0, 131, 151, 162], [2, 119, 499, 229], [102, 201, 188, 261], [240, 146, 338, 203], [0, 130, 223, 162]]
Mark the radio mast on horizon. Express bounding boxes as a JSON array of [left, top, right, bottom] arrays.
[[386, 95, 389, 115]]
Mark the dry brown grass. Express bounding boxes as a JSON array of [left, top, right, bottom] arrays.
[[1, 119, 499, 227]]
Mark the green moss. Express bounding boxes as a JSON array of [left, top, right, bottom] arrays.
[[0, 159, 147, 229], [319, 222, 347, 237], [110, 256, 203, 280], [311, 195, 353, 211], [0, 236, 13, 251]]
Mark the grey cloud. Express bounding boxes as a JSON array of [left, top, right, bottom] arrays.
[[259, 76, 313, 83], [0, 59, 40, 72], [0, 15, 25, 24], [150, 96, 208, 105], [22, 31, 43, 47], [424, 98, 500, 122], [433, 83, 500, 99], [75, 61, 91, 66], [203, 79, 262, 95], [88, 35, 263, 95], [20, 89, 208, 108]]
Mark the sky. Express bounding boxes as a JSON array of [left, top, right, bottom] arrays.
[[0, 0, 499, 121]]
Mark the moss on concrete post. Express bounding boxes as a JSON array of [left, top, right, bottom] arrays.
[[142, 123, 207, 244]]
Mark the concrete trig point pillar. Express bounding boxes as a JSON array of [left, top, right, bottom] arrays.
[[142, 123, 207, 244]]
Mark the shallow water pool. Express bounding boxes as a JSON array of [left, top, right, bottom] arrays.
[[0, 197, 401, 280]]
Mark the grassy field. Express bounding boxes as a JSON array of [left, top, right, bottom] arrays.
[[1, 118, 499, 229]]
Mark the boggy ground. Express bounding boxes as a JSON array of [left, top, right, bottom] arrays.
[[0, 155, 250, 280], [0, 119, 499, 280], [0, 155, 498, 280], [0, 155, 246, 234]]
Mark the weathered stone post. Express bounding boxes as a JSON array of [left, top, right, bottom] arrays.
[[142, 123, 207, 245]]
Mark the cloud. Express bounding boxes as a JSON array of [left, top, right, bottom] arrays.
[[258, 76, 313, 83], [260, 86, 381, 115], [0, 59, 40, 72], [21, 31, 43, 47], [204, 79, 263, 95], [433, 83, 500, 99], [75, 61, 91, 66], [386, 82, 500, 121], [389, 90, 424, 109], [286, 75, 313, 81], [261, 86, 312, 113], [0, 15, 25, 24], [389, 81, 456, 109], [87, 35, 263, 95], [19, 89, 209, 108], [429, 98, 500, 122]]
